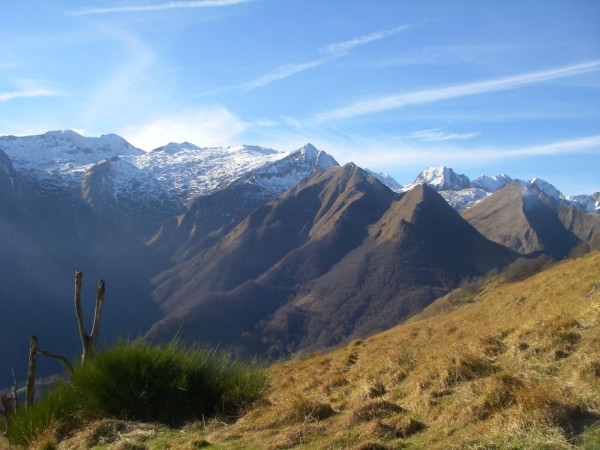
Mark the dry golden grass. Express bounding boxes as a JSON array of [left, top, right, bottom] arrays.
[[206, 251, 600, 449], [20, 251, 599, 449]]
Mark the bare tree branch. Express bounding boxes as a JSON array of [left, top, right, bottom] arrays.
[[89, 278, 106, 354], [26, 335, 38, 411], [11, 367, 17, 413], [36, 349, 74, 374], [74, 270, 90, 363]]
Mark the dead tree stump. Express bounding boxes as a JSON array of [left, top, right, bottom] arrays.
[[74, 270, 105, 365]]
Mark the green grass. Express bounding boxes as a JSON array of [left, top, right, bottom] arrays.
[[7, 339, 268, 446]]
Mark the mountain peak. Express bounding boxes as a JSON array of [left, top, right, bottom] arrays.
[[152, 142, 202, 153], [472, 174, 513, 192], [44, 129, 82, 139], [404, 166, 471, 192], [288, 143, 338, 171], [299, 143, 318, 154], [529, 177, 564, 200]]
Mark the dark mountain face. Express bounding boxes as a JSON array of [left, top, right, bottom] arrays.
[[0, 161, 164, 389], [81, 157, 184, 239], [150, 164, 395, 312], [462, 182, 600, 258], [148, 145, 339, 263], [146, 168, 516, 357]]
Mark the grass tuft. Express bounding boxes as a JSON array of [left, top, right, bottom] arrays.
[[7, 339, 267, 445], [351, 399, 404, 423], [273, 394, 335, 424]]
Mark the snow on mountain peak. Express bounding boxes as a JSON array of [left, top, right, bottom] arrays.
[[366, 169, 403, 192], [297, 143, 338, 170], [529, 178, 565, 201], [404, 166, 471, 192], [472, 174, 513, 192], [152, 142, 203, 153], [238, 143, 338, 192], [299, 143, 318, 155], [0, 130, 142, 183]]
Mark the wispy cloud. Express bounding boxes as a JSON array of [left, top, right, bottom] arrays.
[[320, 25, 411, 56], [79, 26, 160, 126], [313, 60, 600, 122], [499, 134, 600, 158], [343, 135, 600, 170], [408, 128, 480, 142], [68, 0, 249, 16], [0, 80, 63, 102], [200, 25, 411, 94], [241, 59, 326, 91]]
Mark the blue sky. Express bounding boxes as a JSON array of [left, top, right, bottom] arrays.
[[1, 0, 599, 195]]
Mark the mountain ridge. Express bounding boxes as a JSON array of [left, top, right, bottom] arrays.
[[404, 165, 599, 213], [146, 166, 517, 356]]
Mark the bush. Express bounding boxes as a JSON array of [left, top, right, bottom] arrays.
[[8, 339, 268, 445], [501, 254, 554, 282]]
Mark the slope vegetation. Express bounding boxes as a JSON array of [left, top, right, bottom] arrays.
[[201, 251, 599, 449], [32, 251, 600, 449]]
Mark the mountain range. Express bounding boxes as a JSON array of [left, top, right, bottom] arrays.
[[0, 130, 598, 387]]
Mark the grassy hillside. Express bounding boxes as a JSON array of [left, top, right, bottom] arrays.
[[3, 252, 599, 449]]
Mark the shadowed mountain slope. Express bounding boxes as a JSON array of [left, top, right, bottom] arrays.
[[462, 182, 600, 258], [146, 166, 517, 356], [148, 144, 338, 262]]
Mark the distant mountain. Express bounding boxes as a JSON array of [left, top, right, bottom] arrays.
[[149, 143, 338, 261], [403, 166, 472, 191], [365, 169, 404, 191], [0, 132, 340, 237], [146, 165, 516, 356], [403, 166, 599, 213], [462, 182, 600, 258]]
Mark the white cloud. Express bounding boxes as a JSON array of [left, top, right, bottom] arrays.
[[407, 128, 480, 142], [122, 106, 247, 150], [320, 25, 411, 56], [0, 79, 63, 102], [313, 60, 600, 122], [241, 59, 326, 91], [0, 88, 57, 102], [498, 135, 600, 158], [203, 25, 411, 94], [345, 135, 600, 169], [68, 0, 249, 16]]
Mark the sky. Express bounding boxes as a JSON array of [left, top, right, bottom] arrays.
[[1, 0, 599, 195]]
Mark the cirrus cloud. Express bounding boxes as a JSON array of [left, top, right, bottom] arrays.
[[407, 128, 480, 142], [312, 60, 600, 122], [68, 0, 250, 16]]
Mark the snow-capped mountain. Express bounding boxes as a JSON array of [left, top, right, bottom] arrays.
[[0, 131, 340, 211], [365, 169, 403, 192], [133, 142, 286, 205], [229, 143, 338, 198], [403, 166, 599, 213], [0, 130, 143, 185], [404, 166, 472, 192], [1, 131, 597, 218], [471, 174, 513, 192]]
